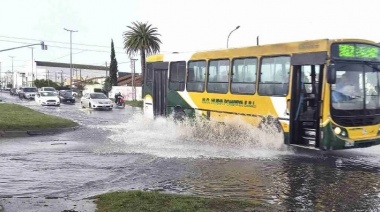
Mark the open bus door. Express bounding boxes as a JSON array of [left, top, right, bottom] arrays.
[[289, 52, 327, 149], [152, 62, 169, 118]]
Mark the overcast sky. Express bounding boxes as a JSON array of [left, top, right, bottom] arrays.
[[1, 0, 379, 79]]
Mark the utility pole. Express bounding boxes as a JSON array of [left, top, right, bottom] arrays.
[[64, 28, 78, 91], [55, 72, 57, 83], [9, 56, 14, 88], [79, 69, 82, 81], [130, 58, 138, 100], [0, 62, 2, 100], [60, 71, 63, 86], [105, 62, 108, 77], [0, 62, 1, 86], [30, 47, 34, 87]]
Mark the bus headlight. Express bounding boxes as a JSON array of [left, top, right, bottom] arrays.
[[332, 124, 348, 137], [334, 127, 341, 134]]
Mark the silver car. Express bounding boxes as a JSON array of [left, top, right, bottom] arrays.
[[80, 92, 113, 110], [19, 87, 38, 99]]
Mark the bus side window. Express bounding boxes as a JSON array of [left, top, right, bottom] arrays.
[[231, 58, 257, 95], [169, 61, 186, 91], [258, 56, 290, 96], [206, 59, 229, 94], [187, 60, 206, 92]]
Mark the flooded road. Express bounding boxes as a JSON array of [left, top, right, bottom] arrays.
[[1, 93, 380, 211]]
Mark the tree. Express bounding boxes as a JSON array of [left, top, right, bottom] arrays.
[[102, 76, 112, 97], [34, 79, 59, 88], [75, 82, 85, 92], [123, 21, 162, 82], [110, 39, 118, 86]]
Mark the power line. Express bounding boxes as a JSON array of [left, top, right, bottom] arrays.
[[0, 35, 126, 50], [0, 57, 28, 62], [48, 44, 125, 53], [119, 61, 131, 64], [0, 39, 126, 54], [48, 50, 86, 62], [0, 36, 175, 53]]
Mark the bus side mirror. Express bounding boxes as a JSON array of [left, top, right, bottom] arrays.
[[327, 64, 336, 84]]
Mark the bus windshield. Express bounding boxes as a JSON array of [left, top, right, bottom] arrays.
[[331, 62, 380, 110]]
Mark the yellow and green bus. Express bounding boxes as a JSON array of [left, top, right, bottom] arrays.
[[143, 38, 380, 150]]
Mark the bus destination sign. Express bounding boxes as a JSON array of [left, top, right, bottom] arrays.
[[332, 43, 380, 60]]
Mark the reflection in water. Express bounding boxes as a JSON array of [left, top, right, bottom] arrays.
[[180, 155, 380, 211]]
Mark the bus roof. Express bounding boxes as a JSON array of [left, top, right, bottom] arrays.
[[147, 38, 378, 62]]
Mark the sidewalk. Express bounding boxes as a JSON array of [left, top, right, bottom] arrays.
[[0, 126, 80, 138]]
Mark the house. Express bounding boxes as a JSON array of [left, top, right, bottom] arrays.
[[117, 73, 142, 86], [108, 73, 143, 101]]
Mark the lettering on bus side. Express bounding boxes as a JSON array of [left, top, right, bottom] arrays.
[[201, 97, 256, 108]]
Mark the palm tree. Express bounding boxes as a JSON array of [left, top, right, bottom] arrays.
[[123, 21, 162, 81]]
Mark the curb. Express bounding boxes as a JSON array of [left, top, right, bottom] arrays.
[[0, 126, 80, 138]]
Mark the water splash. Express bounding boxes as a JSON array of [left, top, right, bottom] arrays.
[[93, 114, 294, 159]]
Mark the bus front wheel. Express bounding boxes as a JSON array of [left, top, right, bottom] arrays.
[[258, 116, 282, 133]]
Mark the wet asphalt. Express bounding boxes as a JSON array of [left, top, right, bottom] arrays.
[[0, 92, 380, 211]]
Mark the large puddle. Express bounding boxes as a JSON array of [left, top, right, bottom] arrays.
[[1, 95, 380, 211]]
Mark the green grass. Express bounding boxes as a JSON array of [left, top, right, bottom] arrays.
[[125, 100, 143, 108], [94, 191, 270, 212], [0, 103, 78, 131]]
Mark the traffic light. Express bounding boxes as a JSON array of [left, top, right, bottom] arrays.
[[40, 41, 48, 50]]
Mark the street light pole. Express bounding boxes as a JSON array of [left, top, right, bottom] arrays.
[[227, 26, 240, 48], [130, 58, 138, 100], [30, 47, 34, 87], [0, 61, 2, 100], [64, 28, 78, 91], [9, 56, 14, 88]]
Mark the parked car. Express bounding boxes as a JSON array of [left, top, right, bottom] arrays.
[[40, 87, 58, 95], [72, 91, 78, 97], [58, 89, 78, 97], [19, 87, 38, 99], [35, 91, 60, 106], [16, 87, 23, 96], [10, 88, 17, 96], [59, 91, 75, 104], [81, 92, 113, 110]]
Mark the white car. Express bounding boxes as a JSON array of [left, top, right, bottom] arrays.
[[40, 87, 58, 95], [81, 92, 113, 110], [35, 91, 60, 106]]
